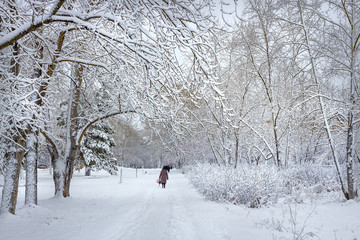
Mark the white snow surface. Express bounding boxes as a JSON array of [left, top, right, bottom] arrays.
[[0, 168, 359, 240]]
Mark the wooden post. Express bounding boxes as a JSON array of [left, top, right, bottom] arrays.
[[119, 168, 123, 183]]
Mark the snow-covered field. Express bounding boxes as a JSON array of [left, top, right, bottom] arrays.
[[0, 168, 359, 240]]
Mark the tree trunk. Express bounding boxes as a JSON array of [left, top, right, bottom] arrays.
[[48, 145, 62, 196], [63, 145, 80, 197], [346, 108, 357, 199], [234, 132, 239, 169], [25, 132, 38, 205], [345, 0, 358, 199], [39, 29, 66, 196], [24, 39, 44, 206], [85, 166, 91, 176], [62, 64, 83, 197], [0, 39, 24, 214], [296, 0, 349, 199], [0, 135, 25, 214], [248, 2, 282, 167], [272, 118, 281, 167]]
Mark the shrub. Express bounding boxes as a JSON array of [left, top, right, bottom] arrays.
[[184, 162, 339, 208]]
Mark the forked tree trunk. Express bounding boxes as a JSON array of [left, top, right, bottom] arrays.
[[248, 2, 282, 167], [63, 145, 80, 197], [62, 64, 83, 197]]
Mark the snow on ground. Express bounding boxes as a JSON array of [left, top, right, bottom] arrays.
[[0, 168, 359, 240]]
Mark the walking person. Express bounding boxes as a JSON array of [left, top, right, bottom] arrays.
[[159, 166, 169, 188], [164, 165, 170, 172]]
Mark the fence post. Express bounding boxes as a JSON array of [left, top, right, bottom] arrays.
[[119, 167, 123, 183]]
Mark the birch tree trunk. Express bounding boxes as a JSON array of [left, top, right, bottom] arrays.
[[345, 0, 358, 199]]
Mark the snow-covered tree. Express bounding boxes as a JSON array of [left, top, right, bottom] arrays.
[[316, 0, 359, 199], [80, 120, 116, 176], [0, 0, 218, 214], [173, 0, 359, 201]]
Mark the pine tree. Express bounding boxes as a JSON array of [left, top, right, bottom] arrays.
[[80, 120, 117, 175], [80, 87, 117, 175]]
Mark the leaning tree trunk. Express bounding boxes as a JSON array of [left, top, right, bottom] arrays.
[[37, 29, 67, 197], [296, 1, 349, 199]]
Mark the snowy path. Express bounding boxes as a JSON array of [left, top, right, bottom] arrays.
[[1, 168, 360, 240], [88, 169, 270, 240]]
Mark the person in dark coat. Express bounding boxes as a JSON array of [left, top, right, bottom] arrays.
[[159, 166, 169, 188]]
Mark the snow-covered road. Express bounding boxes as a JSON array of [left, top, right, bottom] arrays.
[[1, 168, 359, 240]]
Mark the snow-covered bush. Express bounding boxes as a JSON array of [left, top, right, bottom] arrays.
[[185, 163, 283, 208], [184, 162, 339, 208], [281, 163, 340, 202]]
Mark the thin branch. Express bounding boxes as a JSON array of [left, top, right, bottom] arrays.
[[77, 110, 136, 145]]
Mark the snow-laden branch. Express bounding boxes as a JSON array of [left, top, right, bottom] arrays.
[[77, 109, 136, 145], [238, 118, 275, 163], [50, 15, 162, 68], [57, 57, 111, 72], [0, 0, 66, 50]]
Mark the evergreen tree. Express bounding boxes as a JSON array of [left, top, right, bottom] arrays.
[[80, 120, 117, 175], [80, 88, 117, 176]]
